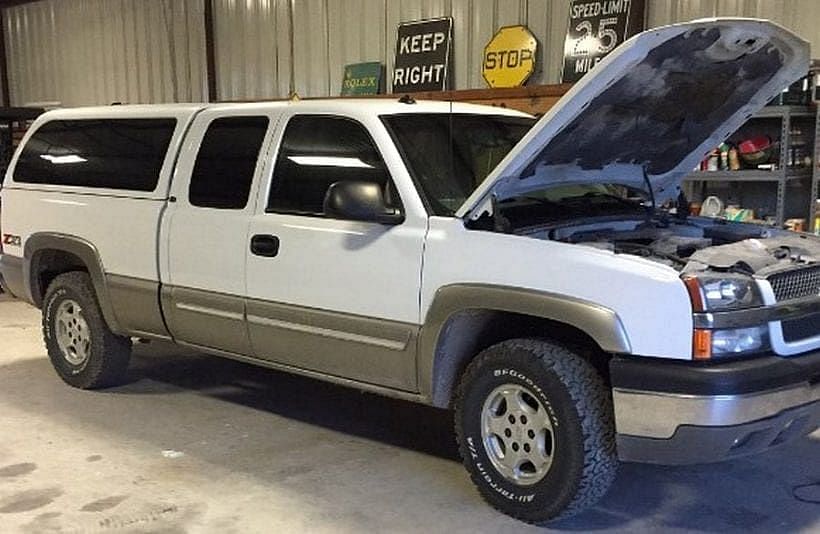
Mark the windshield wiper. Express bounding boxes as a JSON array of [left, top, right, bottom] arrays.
[[499, 195, 562, 207]]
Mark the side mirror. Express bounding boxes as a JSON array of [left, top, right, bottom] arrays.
[[323, 181, 404, 225]]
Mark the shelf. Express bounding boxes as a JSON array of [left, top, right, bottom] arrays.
[[684, 168, 812, 183], [753, 105, 816, 119], [786, 168, 815, 180], [685, 103, 817, 227]]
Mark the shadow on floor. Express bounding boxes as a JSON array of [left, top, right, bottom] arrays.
[[125, 342, 460, 461]]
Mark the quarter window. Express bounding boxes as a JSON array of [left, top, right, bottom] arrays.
[[189, 116, 269, 209], [268, 116, 395, 215], [13, 118, 176, 191]]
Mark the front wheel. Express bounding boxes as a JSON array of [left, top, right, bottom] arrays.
[[454, 338, 617, 524], [42, 271, 132, 389]]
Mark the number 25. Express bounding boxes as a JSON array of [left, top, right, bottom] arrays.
[[575, 17, 618, 54]]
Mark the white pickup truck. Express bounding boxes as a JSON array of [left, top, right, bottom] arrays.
[[1, 19, 819, 524]]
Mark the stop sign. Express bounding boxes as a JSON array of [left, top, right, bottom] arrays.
[[482, 25, 538, 88]]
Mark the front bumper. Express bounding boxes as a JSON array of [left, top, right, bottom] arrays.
[[611, 350, 820, 464]]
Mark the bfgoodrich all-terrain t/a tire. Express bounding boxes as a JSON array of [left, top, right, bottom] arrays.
[[454, 338, 618, 524], [42, 271, 132, 389]]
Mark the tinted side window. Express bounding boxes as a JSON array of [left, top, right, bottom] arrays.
[[14, 119, 176, 191], [188, 116, 269, 209], [268, 116, 393, 215]]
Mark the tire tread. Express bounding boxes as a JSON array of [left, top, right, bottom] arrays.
[[454, 338, 618, 524], [42, 271, 131, 389]]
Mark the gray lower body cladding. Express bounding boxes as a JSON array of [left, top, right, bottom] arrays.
[[107, 274, 170, 340], [0, 254, 24, 298], [245, 297, 418, 391], [159, 284, 419, 392]]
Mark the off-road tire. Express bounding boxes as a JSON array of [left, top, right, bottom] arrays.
[[454, 338, 618, 524], [42, 271, 131, 389]]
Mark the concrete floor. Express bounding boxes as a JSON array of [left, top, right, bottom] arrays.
[[0, 294, 818, 533]]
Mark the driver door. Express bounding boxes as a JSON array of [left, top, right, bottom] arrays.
[[245, 114, 426, 391]]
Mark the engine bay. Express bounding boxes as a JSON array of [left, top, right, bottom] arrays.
[[523, 215, 820, 274]]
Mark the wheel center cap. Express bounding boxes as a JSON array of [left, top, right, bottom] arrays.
[[512, 418, 525, 440]]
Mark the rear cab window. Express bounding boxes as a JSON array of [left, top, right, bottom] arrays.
[[12, 119, 177, 191]]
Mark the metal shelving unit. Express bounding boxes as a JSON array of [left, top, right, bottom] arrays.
[[811, 109, 820, 231], [0, 107, 44, 181], [688, 169, 811, 182], [752, 105, 815, 119], [684, 105, 817, 226]]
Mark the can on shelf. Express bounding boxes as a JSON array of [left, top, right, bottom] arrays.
[[786, 219, 806, 233]]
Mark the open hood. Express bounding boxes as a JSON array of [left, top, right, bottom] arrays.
[[458, 18, 810, 220]]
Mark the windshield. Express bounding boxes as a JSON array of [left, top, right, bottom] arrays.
[[382, 113, 535, 216]]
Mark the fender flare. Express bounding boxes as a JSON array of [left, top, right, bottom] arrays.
[[24, 232, 124, 335], [417, 284, 632, 406]]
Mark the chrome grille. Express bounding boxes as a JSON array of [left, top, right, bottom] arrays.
[[767, 265, 820, 302]]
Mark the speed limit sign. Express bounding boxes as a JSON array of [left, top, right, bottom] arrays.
[[561, 0, 645, 83]]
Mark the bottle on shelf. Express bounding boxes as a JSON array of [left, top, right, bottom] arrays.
[[719, 143, 730, 170], [729, 146, 740, 170]]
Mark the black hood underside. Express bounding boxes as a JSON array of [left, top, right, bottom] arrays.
[[522, 28, 782, 181]]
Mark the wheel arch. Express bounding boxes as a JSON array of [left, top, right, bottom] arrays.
[[24, 233, 124, 334], [418, 284, 631, 408]]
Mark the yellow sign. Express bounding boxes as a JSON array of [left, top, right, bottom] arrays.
[[482, 25, 537, 88]]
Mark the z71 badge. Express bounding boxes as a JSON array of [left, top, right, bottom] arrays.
[[2, 234, 21, 247]]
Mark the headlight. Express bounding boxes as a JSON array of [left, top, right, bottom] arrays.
[[682, 273, 763, 311], [712, 326, 769, 356], [685, 274, 770, 360], [693, 325, 770, 360]]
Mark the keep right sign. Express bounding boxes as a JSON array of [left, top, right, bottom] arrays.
[[482, 25, 538, 88]]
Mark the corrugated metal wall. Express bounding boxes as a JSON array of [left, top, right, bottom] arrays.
[[213, 0, 575, 100], [212, 0, 291, 100], [3, 0, 207, 106], [647, 0, 820, 55], [3, 0, 819, 105], [211, 0, 820, 100]]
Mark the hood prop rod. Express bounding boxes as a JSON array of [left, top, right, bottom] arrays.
[[642, 165, 656, 220]]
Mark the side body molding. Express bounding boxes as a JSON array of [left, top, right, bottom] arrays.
[[24, 233, 125, 335], [418, 284, 632, 406]]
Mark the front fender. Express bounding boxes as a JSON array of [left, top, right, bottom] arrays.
[[417, 283, 631, 406]]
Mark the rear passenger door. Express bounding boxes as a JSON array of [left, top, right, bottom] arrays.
[[162, 109, 273, 354], [245, 114, 426, 391]]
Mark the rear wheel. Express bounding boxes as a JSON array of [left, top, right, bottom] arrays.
[[42, 272, 131, 389], [454, 338, 617, 524]]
